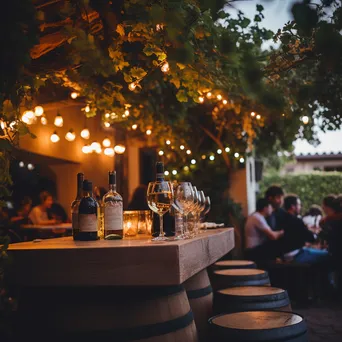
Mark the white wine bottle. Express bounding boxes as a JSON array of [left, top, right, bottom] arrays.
[[71, 172, 84, 241]]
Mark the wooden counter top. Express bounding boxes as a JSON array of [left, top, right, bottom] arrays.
[[8, 228, 234, 286]]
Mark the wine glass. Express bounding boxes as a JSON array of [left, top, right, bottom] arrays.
[[197, 190, 206, 232], [192, 186, 201, 236], [174, 182, 194, 239], [147, 181, 174, 241], [200, 195, 211, 230]]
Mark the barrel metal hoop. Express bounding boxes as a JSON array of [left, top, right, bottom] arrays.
[[187, 285, 213, 299]]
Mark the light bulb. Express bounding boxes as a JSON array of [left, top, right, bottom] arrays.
[[217, 149, 222, 154], [225, 147, 230, 152], [82, 145, 91, 154], [166, 140, 171, 145], [146, 129, 152, 135], [184, 166, 190, 172], [158, 150, 164, 156], [206, 92, 212, 98], [251, 112, 256, 117], [129, 82, 137, 91], [80, 128, 90, 139], [234, 152, 239, 158], [191, 159, 196, 165], [124, 109, 130, 116], [198, 96, 204, 103], [111, 112, 117, 119], [209, 155, 215, 161], [34, 106, 44, 117], [223, 100, 228, 105], [0, 120, 6, 129], [131, 124, 138, 130], [172, 170, 177, 175], [85, 104, 90, 113], [302, 116, 309, 124], [256, 114, 261, 120], [180, 145, 185, 150], [91, 141, 101, 151], [104, 122, 110, 128], [161, 61, 170, 73], [201, 155, 206, 159], [102, 137, 111, 147], [114, 144, 126, 154], [95, 147, 102, 154], [105, 113, 110, 118], [65, 130, 76, 142], [186, 149, 191, 155], [50, 131, 60, 143], [54, 113, 63, 127], [27, 163, 34, 171], [22, 110, 35, 125], [164, 170, 169, 176], [19, 161, 25, 168], [239, 157, 245, 163], [217, 94, 222, 101], [71, 92, 78, 99], [41, 116, 48, 125], [104, 147, 115, 156]]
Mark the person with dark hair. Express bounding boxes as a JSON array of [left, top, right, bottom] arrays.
[[128, 185, 149, 210], [28, 191, 57, 225], [265, 185, 286, 231], [322, 195, 339, 216], [244, 198, 284, 261], [303, 205, 323, 232], [278, 195, 329, 264], [10, 197, 32, 224]]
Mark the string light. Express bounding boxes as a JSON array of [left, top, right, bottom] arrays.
[[198, 96, 204, 103], [91, 141, 101, 151], [146, 129, 152, 135], [27, 163, 34, 171], [161, 61, 170, 73], [217, 149, 222, 154], [166, 140, 171, 145], [104, 147, 115, 156], [85, 104, 90, 113], [225, 147, 230, 152], [124, 109, 130, 116], [158, 150, 164, 156], [71, 92, 79, 99], [217, 94, 222, 101], [129, 82, 137, 91], [50, 131, 60, 143], [180, 145, 185, 150], [114, 144, 126, 154], [81, 128, 90, 139], [234, 152, 239, 158], [19, 161, 25, 168], [105, 113, 110, 118], [34, 106, 44, 117], [65, 129, 76, 142], [82, 145, 91, 154], [282, 113, 286, 117], [201, 155, 206, 159], [256, 114, 261, 120], [111, 112, 117, 119], [222, 100, 228, 105], [41, 116, 48, 125], [302, 116, 309, 124], [54, 112, 63, 127], [132, 124, 138, 130], [251, 112, 256, 117], [191, 159, 196, 165], [102, 137, 111, 147], [184, 166, 190, 172], [209, 155, 215, 161], [95, 147, 102, 154], [104, 122, 111, 128], [239, 157, 245, 163], [186, 149, 191, 155], [164, 170, 169, 176], [22, 110, 35, 125], [206, 92, 212, 98], [172, 170, 178, 175]]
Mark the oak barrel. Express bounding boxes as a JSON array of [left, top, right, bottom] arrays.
[[212, 269, 270, 291], [214, 260, 256, 270], [184, 269, 213, 342], [209, 311, 307, 341], [214, 286, 292, 314], [15, 285, 198, 342]]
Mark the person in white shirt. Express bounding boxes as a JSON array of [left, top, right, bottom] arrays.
[[244, 198, 284, 260], [28, 191, 57, 226]]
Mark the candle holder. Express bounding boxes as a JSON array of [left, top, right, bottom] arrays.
[[138, 210, 152, 235], [123, 211, 139, 237]]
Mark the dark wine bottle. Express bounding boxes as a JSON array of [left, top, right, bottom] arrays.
[[77, 180, 99, 241], [71, 172, 84, 240]]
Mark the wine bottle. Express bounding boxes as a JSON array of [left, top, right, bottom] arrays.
[[103, 171, 123, 238], [78, 180, 99, 241], [71, 172, 84, 240]]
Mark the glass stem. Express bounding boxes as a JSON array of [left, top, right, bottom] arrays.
[[184, 214, 188, 236], [159, 214, 164, 237]]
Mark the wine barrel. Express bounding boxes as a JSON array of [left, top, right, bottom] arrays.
[[184, 269, 213, 342], [209, 311, 307, 342], [214, 286, 292, 314], [15, 285, 198, 342], [212, 269, 270, 291], [214, 260, 256, 270]]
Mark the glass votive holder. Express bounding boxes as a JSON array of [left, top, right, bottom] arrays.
[[138, 210, 152, 235], [123, 211, 139, 237]]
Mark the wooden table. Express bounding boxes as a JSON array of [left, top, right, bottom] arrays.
[[20, 223, 72, 230], [8, 228, 234, 341], [20, 223, 72, 240]]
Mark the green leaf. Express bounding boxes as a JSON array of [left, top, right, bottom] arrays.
[[130, 67, 147, 80], [240, 18, 251, 29], [256, 4, 264, 12], [176, 89, 188, 102]]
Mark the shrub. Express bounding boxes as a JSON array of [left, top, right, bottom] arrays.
[[259, 172, 342, 213]]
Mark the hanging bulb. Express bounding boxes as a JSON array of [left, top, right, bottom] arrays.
[[225, 147, 230, 152], [256, 114, 261, 120], [217, 149, 222, 154], [146, 129, 152, 135], [41, 116, 48, 125], [85, 104, 90, 113], [102, 137, 111, 147], [201, 155, 206, 160], [184, 166, 190, 172], [104, 147, 115, 156], [19, 161, 25, 168], [124, 109, 130, 116], [180, 145, 185, 150], [222, 100, 228, 105], [91, 141, 101, 151], [34, 106, 44, 117], [70, 92, 79, 99], [206, 92, 212, 99], [82, 145, 91, 154], [302, 116, 309, 124], [129, 82, 137, 91], [22, 110, 35, 125], [27, 163, 35, 171], [234, 152, 239, 158], [104, 122, 110, 128], [217, 94, 222, 101], [114, 144, 126, 154], [54, 112, 63, 127], [131, 124, 138, 130], [161, 61, 170, 73], [198, 96, 204, 103], [95, 147, 102, 154], [186, 149, 191, 155], [158, 150, 164, 156], [166, 140, 171, 145], [209, 155, 215, 161], [80, 128, 90, 139], [50, 131, 60, 143], [65, 129, 76, 142], [191, 159, 196, 165], [105, 113, 110, 118], [251, 112, 256, 117], [239, 157, 245, 163], [164, 170, 170, 176], [172, 170, 178, 175]]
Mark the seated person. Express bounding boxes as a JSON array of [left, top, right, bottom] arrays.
[[28, 191, 58, 225], [10, 197, 32, 225], [302, 205, 323, 233], [244, 198, 284, 261], [265, 185, 286, 231], [279, 195, 329, 264], [50, 202, 68, 223]]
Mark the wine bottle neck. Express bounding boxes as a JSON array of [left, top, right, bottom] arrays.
[[109, 183, 116, 192], [83, 190, 93, 197], [156, 173, 164, 182]]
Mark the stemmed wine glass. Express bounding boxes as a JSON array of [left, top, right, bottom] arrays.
[[200, 195, 211, 230], [147, 181, 174, 241]]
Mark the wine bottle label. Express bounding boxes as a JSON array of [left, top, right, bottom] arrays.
[[72, 213, 78, 231], [79, 214, 98, 232], [104, 205, 123, 231]]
